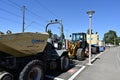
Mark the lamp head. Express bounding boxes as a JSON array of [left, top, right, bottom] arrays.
[[87, 10, 95, 18]]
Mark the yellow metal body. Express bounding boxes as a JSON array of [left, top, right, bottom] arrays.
[[68, 40, 80, 58], [87, 34, 99, 45], [0, 32, 49, 57], [67, 33, 87, 59]]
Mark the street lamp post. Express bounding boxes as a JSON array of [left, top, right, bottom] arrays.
[[86, 10, 95, 65]]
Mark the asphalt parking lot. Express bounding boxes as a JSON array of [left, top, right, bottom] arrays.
[[74, 47, 120, 80], [45, 51, 103, 80], [44, 47, 120, 80]]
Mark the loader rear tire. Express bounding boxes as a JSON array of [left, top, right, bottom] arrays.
[[60, 55, 70, 71], [19, 60, 44, 80], [76, 48, 85, 60]]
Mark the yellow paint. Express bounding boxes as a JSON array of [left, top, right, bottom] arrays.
[[87, 34, 99, 45], [0, 32, 49, 57]]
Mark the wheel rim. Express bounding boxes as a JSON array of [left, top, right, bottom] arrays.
[[2, 75, 12, 80], [0, 72, 13, 80], [28, 66, 42, 80]]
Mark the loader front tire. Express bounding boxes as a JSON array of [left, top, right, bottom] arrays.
[[19, 60, 44, 80], [76, 48, 85, 60]]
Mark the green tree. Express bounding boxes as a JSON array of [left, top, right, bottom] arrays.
[[103, 30, 118, 45], [47, 29, 52, 38], [117, 37, 120, 45]]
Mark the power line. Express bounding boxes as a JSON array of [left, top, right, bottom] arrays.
[[0, 0, 23, 24], [27, 9, 47, 21], [7, 0, 21, 8], [1, 0, 20, 10], [24, 21, 35, 30], [2, 0, 58, 22], [0, 1, 45, 33], [36, 0, 61, 19], [0, 16, 22, 24], [1, 0, 48, 31], [7, 0, 48, 21], [0, 8, 22, 18]]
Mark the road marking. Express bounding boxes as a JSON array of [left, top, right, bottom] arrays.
[[68, 66, 86, 80], [116, 52, 120, 62], [75, 64, 82, 67], [54, 77, 64, 80], [46, 52, 104, 80], [91, 52, 104, 63], [68, 68, 77, 73], [45, 75, 64, 80]]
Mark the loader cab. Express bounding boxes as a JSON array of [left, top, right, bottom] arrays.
[[71, 33, 86, 42], [71, 33, 87, 49]]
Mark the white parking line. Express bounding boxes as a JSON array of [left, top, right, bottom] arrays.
[[46, 53, 104, 80], [68, 66, 86, 80], [91, 52, 104, 62], [45, 75, 64, 80], [75, 64, 83, 67], [117, 52, 120, 62], [54, 77, 64, 80]]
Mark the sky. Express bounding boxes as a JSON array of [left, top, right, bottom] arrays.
[[0, 0, 120, 40]]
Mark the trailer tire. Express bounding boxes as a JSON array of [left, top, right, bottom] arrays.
[[19, 60, 44, 80], [60, 55, 70, 71], [76, 48, 85, 60]]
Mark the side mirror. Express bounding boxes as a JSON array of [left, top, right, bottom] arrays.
[[70, 35, 72, 37]]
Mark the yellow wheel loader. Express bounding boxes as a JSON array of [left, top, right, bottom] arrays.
[[68, 33, 88, 60]]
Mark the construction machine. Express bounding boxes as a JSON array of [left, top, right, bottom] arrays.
[[68, 32, 88, 60], [0, 20, 69, 80], [86, 33, 100, 54]]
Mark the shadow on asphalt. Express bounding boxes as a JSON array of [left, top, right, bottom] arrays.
[[91, 57, 101, 64], [45, 53, 101, 80], [45, 60, 76, 80]]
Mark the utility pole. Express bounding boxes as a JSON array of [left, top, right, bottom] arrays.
[[22, 6, 26, 32]]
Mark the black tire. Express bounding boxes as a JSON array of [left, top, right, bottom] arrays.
[[76, 48, 85, 60], [19, 60, 44, 80], [60, 55, 70, 71], [0, 71, 13, 80], [97, 47, 100, 53]]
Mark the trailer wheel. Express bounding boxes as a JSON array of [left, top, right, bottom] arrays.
[[60, 55, 70, 71], [19, 60, 44, 80], [76, 48, 85, 60]]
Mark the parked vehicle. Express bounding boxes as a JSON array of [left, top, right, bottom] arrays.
[[91, 44, 99, 54], [98, 40, 105, 52], [68, 32, 88, 60], [0, 20, 70, 80]]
